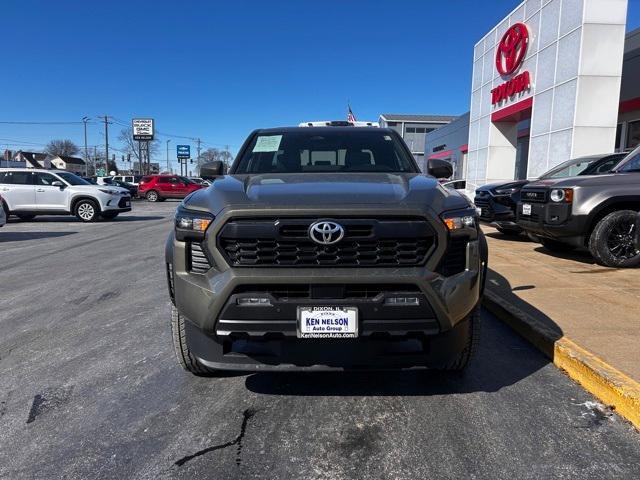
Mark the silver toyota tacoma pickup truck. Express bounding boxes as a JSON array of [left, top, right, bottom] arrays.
[[165, 125, 488, 375]]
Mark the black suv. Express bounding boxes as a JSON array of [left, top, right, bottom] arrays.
[[165, 126, 488, 374], [474, 153, 626, 234], [517, 145, 640, 267]]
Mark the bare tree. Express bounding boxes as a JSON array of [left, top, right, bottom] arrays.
[[199, 147, 233, 168], [117, 127, 160, 162], [44, 139, 80, 156]]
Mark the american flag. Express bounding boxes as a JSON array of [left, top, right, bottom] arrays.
[[347, 105, 357, 123]]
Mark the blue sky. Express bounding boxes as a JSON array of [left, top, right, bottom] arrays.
[[2, 0, 639, 171]]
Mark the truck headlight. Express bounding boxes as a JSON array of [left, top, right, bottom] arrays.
[[175, 205, 214, 241], [99, 189, 120, 195], [550, 188, 573, 203], [441, 207, 478, 231]]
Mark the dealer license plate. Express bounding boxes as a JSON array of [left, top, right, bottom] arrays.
[[297, 306, 358, 338], [522, 203, 532, 216], [124, 200, 131, 207]]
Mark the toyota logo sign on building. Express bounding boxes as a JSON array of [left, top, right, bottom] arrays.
[[495, 23, 529, 76]]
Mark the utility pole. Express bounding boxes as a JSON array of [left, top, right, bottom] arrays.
[[82, 116, 90, 163], [196, 138, 201, 164], [166, 139, 171, 173], [97, 115, 110, 175]]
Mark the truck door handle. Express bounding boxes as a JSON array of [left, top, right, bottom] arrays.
[[36, 188, 45, 192]]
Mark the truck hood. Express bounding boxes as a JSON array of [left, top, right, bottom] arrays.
[[476, 180, 529, 193], [185, 173, 470, 215]]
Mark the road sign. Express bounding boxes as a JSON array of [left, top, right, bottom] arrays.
[[132, 118, 154, 141], [177, 144, 190, 159]]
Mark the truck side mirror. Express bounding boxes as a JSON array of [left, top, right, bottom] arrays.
[[200, 161, 226, 181], [427, 158, 453, 179], [51, 180, 65, 188]]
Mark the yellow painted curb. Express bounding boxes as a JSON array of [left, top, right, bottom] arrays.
[[484, 290, 640, 430], [554, 338, 640, 430]]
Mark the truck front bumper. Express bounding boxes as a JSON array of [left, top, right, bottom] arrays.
[[166, 231, 486, 371]]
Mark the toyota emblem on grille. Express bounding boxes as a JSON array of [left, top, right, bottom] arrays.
[[308, 221, 345, 245]]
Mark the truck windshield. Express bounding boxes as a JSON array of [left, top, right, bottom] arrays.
[[233, 129, 418, 174], [617, 147, 640, 172]]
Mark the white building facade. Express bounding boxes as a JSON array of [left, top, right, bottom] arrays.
[[466, 0, 629, 189]]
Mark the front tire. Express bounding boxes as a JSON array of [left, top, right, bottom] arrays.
[[146, 190, 160, 202], [75, 199, 99, 222], [588, 210, 640, 268], [171, 305, 219, 376], [440, 307, 480, 372]]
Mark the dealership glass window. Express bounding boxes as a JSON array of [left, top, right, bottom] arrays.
[[615, 123, 622, 150], [626, 120, 640, 149]]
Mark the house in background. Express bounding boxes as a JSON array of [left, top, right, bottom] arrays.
[[50, 155, 87, 176], [14, 151, 52, 168], [11, 151, 87, 176]]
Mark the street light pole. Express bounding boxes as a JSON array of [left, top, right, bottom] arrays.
[[166, 139, 171, 173]]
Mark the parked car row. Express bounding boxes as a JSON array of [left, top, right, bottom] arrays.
[[138, 175, 206, 202], [475, 146, 640, 268], [86, 174, 213, 202]]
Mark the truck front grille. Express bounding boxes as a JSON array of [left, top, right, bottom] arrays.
[[217, 217, 436, 267], [437, 236, 468, 276], [520, 189, 547, 203]]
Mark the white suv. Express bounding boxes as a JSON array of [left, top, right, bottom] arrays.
[[0, 169, 132, 222], [111, 175, 142, 186]]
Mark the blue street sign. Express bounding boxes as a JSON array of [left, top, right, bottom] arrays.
[[177, 144, 190, 159]]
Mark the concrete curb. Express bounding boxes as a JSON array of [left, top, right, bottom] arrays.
[[484, 289, 640, 430]]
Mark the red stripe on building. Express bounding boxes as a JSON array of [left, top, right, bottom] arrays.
[[619, 97, 640, 114], [459, 144, 468, 152], [428, 149, 454, 160], [491, 96, 533, 122]]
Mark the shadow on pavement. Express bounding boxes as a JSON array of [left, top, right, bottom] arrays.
[[533, 246, 595, 265], [0, 231, 77, 242], [484, 231, 530, 243], [486, 268, 563, 358], [8, 215, 165, 223], [111, 216, 166, 222], [244, 303, 554, 396]]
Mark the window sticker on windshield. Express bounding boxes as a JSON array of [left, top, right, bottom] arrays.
[[253, 135, 283, 152], [383, 135, 392, 141]]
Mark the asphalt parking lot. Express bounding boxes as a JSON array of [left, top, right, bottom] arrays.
[[0, 201, 639, 480]]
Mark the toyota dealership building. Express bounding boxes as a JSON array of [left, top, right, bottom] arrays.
[[425, 0, 639, 190]]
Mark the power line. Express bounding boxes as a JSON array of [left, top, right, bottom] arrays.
[[0, 120, 96, 125]]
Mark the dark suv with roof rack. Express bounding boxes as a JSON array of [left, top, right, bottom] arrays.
[[165, 125, 488, 375], [517, 145, 640, 267]]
